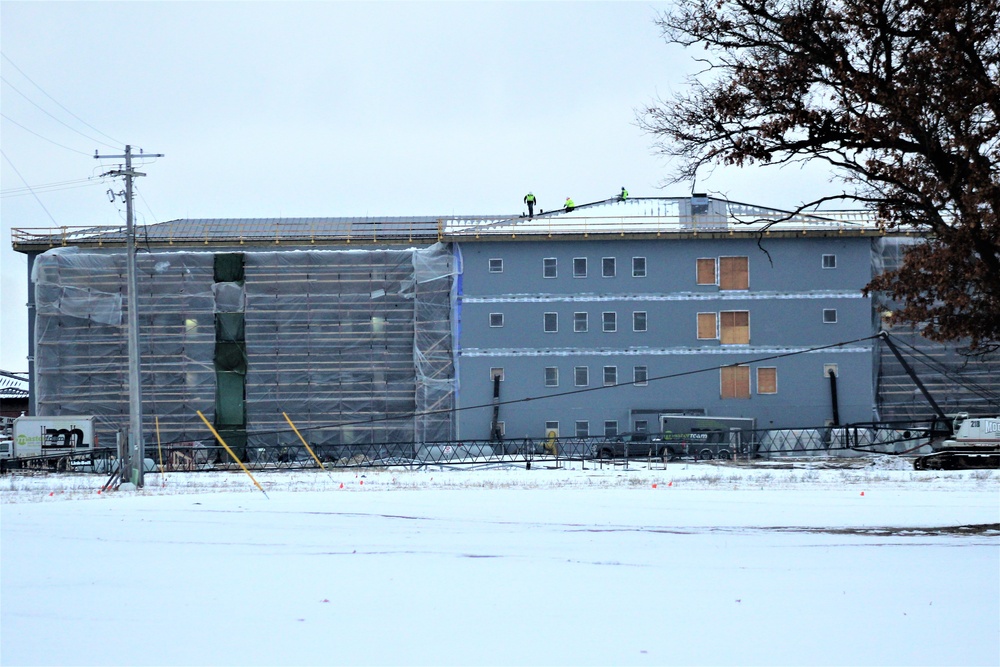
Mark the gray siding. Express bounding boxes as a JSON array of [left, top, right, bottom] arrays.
[[456, 237, 875, 438]]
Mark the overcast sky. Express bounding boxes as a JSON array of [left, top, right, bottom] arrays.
[[1, 1, 842, 374]]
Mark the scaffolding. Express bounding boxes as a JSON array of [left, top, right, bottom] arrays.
[[31, 244, 456, 455], [872, 237, 1000, 421]]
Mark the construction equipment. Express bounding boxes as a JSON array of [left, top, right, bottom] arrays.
[[912, 414, 1000, 470], [880, 333, 1000, 470]]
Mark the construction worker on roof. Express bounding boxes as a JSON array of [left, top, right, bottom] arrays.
[[565, 197, 575, 212], [524, 192, 537, 218], [620, 187, 628, 201]]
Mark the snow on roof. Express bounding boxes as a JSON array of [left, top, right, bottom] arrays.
[[443, 196, 884, 237], [0, 371, 28, 398], [11, 196, 887, 251]]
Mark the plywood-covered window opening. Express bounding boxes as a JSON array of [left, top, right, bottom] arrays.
[[757, 367, 777, 394], [720, 311, 750, 344], [721, 365, 751, 399], [696, 258, 717, 285], [697, 312, 718, 339], [719, 256, 749, 290]]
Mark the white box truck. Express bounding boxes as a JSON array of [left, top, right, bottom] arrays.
[[6, 415, 97, 459]]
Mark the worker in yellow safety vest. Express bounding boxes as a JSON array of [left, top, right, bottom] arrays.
[[564, 197, 575, 212], [620, 187, 629, 201], [524, 192, 537, 218]]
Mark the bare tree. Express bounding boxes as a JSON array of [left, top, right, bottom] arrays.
[[638, 0, 1000, 352]]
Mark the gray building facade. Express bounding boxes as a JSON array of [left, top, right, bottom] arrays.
[[455, 234, 875, 440], [13, 196, 994, 452]]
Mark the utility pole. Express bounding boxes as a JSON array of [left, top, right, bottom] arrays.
[[95, 145, 164, 488]]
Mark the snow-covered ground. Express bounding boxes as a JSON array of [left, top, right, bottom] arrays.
[[3, 459, 998, 666]]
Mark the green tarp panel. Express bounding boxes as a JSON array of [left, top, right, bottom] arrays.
[[214, 341, 248, 374], [216, 312, 246, 342], [215, 371, 246, 427], [214, 253, 245, 283]]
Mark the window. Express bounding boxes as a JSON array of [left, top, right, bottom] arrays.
[[633, 366, 648, 386], [719, 256, 749, 290], [823, 309, 838, 323], [634, 420, 648, 433], [574, 312, 588, 333], [696, 258, 717, 285], [575, 421, 590, 438], [544, 367, 559, 387], [489, 313, 504, 328], [603, 366, 617, 386], [543, 257, 558, 278], [574, 366, 589, 387], [573, 257, 588, 278], [632, 257, 647, 278], [720, 311, 750, 344], [602, 311, 617, 332], [697, 312, 718, 340], [490, 367, 504, 382], [602, 257, 616, 278], [822, 254, 837, 269], [489, 258, 503, 273], [604, 420, 619, 437], [544, 312, 558, 332], [633, 311, 647, 332], [721, 365, 751, 399], [545, 421, 559, 438], [757, 367, 777, 394]]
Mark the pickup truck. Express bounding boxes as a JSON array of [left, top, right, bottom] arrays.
[[591, 433, 661, 459]]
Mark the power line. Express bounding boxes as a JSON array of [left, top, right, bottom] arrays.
[[1, 52, 123, 147], [239, 333, 884, 440], [0, 113, 93, 156], [1, 78, 120, 150], [1, 177, 103, 198], [1, 150, 59, 225]]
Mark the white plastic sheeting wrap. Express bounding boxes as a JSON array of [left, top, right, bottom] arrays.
[[32, 249, 217, 448], [31, 244, 456, 454]]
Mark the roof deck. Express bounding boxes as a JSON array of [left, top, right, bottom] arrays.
[[11, 196, 910, 253]]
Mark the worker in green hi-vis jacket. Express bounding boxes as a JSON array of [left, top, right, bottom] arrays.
[[564, 197, 575, 212], [524, 192, 537, 218], [620, 187, 629, 201]]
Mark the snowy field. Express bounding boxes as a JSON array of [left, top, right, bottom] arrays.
[[2, 458, 998, 667]]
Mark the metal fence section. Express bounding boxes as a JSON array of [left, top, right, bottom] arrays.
[[0, 423, 939, 476]]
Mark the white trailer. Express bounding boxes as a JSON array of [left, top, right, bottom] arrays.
[[7, 415, 97, 459]]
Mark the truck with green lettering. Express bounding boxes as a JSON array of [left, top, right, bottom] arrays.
[[6, 415, 97, 460]]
